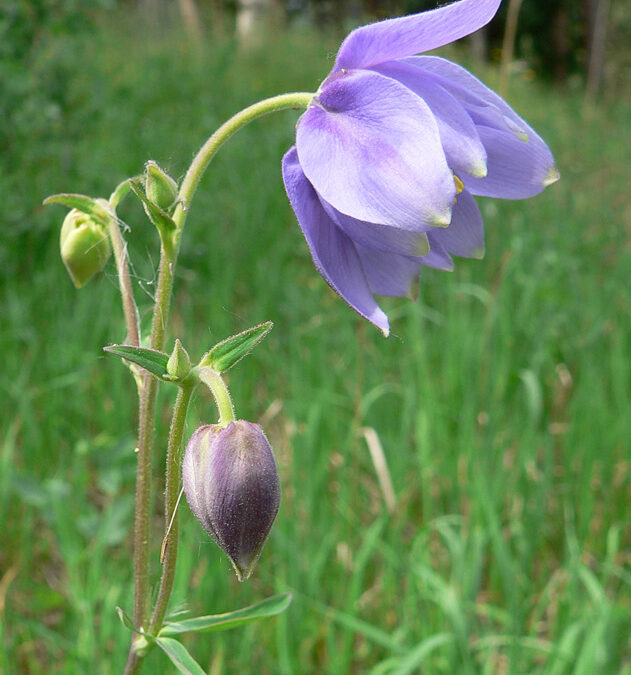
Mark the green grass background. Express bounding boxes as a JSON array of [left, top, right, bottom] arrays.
[[1, 7, 630, 674]]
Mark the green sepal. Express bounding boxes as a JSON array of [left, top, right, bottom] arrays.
[[199, 321, 273, 373], [155, 637, 206, 675], [128, 178, 176, 246], [104, 344, 170, 380], [43, 193, 111, 225], [158, 592, 292, 637], [145, 161, 178, 212]]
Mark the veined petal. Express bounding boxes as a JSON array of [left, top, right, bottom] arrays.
[[282, 147, 389, 335], [429, 189, 485, 258], [334, 0, 502, 71], [413, 55, 559, 196], [297, 69, 455, 231], [414, 56, 538, 134], [461, 126, 556, 199], [372, 60, 487, 178], [355, 243, 421, 297], [320, 198, 430, 257]]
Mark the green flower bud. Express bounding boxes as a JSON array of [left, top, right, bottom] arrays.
[[167, 338, 191, 380], [60, 209, 112, 288], [145, 161, 178, 212]]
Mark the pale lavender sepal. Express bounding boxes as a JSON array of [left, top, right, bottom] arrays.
[[461, 126, 556, 199], [282, 148, 390, 335], [412, 55, 559, 197], [372, 60, 487, 178], [296, 69, 455, 230], [320, 197, 430, 257], [422, 235, 454, 271], [334, 0, 502, 71], [355, 244, 421, 297], [429, 189, 485, 258]]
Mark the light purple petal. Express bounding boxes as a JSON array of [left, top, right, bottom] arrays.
[[320, 198, 430, 257], [334, 0, 502, 71], [296, 69, 454, 230], [372, 60, 487, 178], [355, 244, 421, 297], [422, 234, 454, 271], [460, 126, 557, 199], [282, 147, 389, 335], [412, 56, 560, 196], [429, 189, 485, 258]]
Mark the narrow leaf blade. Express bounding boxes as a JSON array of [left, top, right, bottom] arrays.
[[43, 193, 110, 224], [104, 344, 169, 379], [159, 592, 291, 637], [155, 637, 206, 675], [203, 321, 273, 372]]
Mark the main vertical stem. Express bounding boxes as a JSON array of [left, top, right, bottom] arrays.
[[125, 251, 175, 675], [148, 384, 194, 634], [123, 92, 313, 675]]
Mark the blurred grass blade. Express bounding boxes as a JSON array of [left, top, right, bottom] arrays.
[[104, 344, 169, 379], [155, 637, 206, 675], [201, 321, 273, 372], [43, 193, 110, 224], [308, 600, 402, 652], [159, 592, 291, 637], [392, 633, 454, 675]]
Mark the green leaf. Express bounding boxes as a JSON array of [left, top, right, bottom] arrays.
[[159, 592, 292, 637], [155, 637, 206, 675], [128, 179, 176, 233], [43, 193, 110, 225], [104, 344, 169, 379], [116, 606, 137, 633], [201, 321, 273, 373]]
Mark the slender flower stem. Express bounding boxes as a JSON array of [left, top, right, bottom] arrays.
[[106, 217, 140, 348], [148, 383, 194, 635], [123, 92, 313, 675], [196, 368, 236, 426], [172, 92, 314, 231]]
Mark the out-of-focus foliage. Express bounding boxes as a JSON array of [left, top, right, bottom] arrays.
[[0, 1, 115, 151]]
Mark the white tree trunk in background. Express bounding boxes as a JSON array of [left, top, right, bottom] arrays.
[[236, 0, 284, 48]]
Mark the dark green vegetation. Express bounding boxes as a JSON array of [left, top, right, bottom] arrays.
[[1, 8, 630, 675]]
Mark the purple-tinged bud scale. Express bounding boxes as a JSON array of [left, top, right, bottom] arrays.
[[182, 420, 281, 581]]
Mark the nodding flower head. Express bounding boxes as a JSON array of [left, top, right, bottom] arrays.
[[182, 420, 281, 581], [282, 0, 559, 336]]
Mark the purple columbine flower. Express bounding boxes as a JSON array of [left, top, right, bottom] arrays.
[[282, 0, 559, 336], [182, 421, 281, 581]]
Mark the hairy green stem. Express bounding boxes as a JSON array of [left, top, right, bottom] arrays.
[[123, 91, 313, 674], [173, 92, 314, 229], [106, 217, 140, 348], [197, 367, 235, 426], [148, 383, 194, 634]]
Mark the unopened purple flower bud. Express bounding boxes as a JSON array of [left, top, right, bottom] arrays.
[[182, 420, 281, 581]]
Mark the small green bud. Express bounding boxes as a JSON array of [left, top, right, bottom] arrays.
[[60, 209, 112, 288], [145, 161, 178, 212], [167, 338, 191, 380]]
